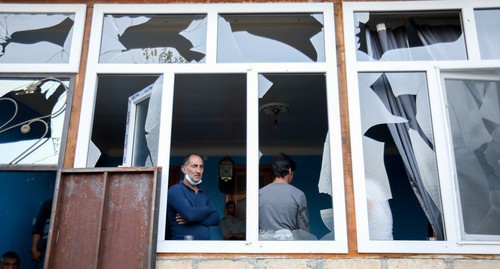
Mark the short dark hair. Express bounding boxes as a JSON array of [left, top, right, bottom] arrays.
[[183, 154, 203, 166], [1, 251, 19, 265], [225, 200, 236, 208], [271, 152, 296, 178]]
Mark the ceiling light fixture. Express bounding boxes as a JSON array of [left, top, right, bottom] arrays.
[[260, 102, 290, 128], [260, 102, 290, 117]]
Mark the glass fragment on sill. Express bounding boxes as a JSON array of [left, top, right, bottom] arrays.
[[354, 11, 466, 61], [99, 14, 207, 64], [0, 78, 68, 164], [217, 13, 325, 63], [0, 13, 74, 63]]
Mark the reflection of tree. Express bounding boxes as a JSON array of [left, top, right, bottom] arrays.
[[142, 48, 187, 63]]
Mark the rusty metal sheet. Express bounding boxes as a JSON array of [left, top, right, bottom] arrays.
[[45, 167, 160, 269]]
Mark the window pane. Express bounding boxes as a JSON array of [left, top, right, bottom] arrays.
[[170, 74, 247, 155], [475, 9, 500, 60], [100, 14, 207, 63], [0, 77, 69, 164], [167, 73, 247, 240], [89, 75, 161, 167], [0, 13, 74, 63], [217, 14, 325, 63], [258, 73, 333, 241], [444, 72, 500, 240], [354, 11, 466, 61], [123, 84, 155, 166], [358, 72, 443, 240]]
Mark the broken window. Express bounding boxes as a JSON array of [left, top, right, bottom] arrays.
[[0, 77, 69, 165], [443, 71, 500, 240], [258, 73, 334, 241], [217, 13, 325, 63], [122, 78, 163, 167], [81, 3, 344, 253], [354, 11, 467, 61], [475, 9, 500, 60], [88, 75, 161, 167], [345, 0, 500, 254], [358, 72, 443, 240], [0, 13, 75, 63], [99, 14, 207, 63]]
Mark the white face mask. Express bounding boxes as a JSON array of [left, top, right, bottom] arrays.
[[185, 173, 202, 186]]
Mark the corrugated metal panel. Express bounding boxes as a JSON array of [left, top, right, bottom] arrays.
[[45, 167, 160, 269]]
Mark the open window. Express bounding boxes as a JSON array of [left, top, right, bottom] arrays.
[[87, 75, 161, 167], [441, 70, 500, 241]]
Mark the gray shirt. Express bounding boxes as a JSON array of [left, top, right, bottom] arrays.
[[258, 182, 309, 232]]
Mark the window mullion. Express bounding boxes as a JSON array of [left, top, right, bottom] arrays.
[[427, 67, 460, 246], [156, 72, 176, 244], [205, 11, 218, 64], [246, 70, 260, 242], [462, 6, 481, 60]]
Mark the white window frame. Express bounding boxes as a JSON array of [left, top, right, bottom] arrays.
[[0, 4, 85, 168], [122, 84, 153, 166], [344, 0, 500, 254], [74, 3, 347, 253], [0, 4, 86, 73], [439, 70, 500, 244]]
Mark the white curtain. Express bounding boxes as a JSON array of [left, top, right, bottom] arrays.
[[356, 14, 466, 240], [369, 74, 444, 240]]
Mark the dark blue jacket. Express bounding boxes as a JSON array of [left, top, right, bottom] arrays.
[[167, 181, 220, 240]]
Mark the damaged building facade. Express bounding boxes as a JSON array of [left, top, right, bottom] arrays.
[[1, 0, 500, 268]]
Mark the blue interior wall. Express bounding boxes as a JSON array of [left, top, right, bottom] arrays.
[[386, 155, 429, 240], [170, 155, 333, 240], [0, 171, 56, 269]]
